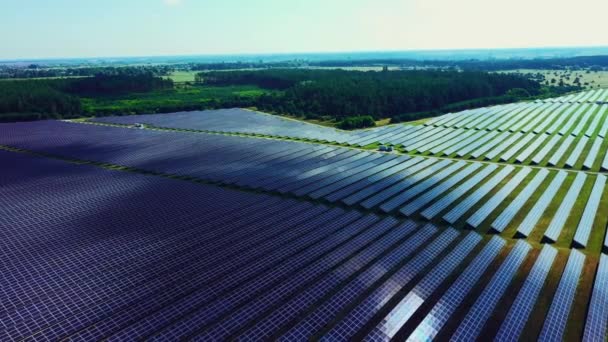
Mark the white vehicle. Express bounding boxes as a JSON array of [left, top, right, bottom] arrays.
[[133, 123, 145, 129]]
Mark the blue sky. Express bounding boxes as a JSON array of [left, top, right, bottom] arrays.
[[2, 0, 608, 59]]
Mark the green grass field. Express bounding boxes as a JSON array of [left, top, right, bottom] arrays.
[[81, 84, 271, 114], [498, 68, 608, 89], [164, 71, 199, 83]]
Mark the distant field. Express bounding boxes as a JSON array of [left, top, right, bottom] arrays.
[[164, 71, 198, 83], [82, 84, 270, 114], [498, 69, 608, 89]]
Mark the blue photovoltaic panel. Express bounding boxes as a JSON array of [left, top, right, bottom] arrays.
[[531, 135, 562, 165], [573, 174, 607, 247], [319, 228, 459, 341], [564, 136, 589, 167], [379, 161, 466, 213], [400, 163, 481, 216], [443, 165, 514, 224], [341, 157, 430, 206], [517, 170, 567, 237], [451, 240, 531, 342], [466, 167, 531, 228], [538, 249, 586, 342], [585, 105, 603, 137], [548, 135, 575, 166], [544, 172, 587, 242], [583, 138, 603, 169], [421, 164, 498, 220], [405, 236, 505, 342], [484, 132, 524, 160], [366, 232, 481, 340], [196, 218, 420, 341], [360, 159, 452, 210], [515, 133, 549, 163], [571, 104, 595, 137], [272, 224, 438, 341], [583, 254, 608, 342], [499, 134, 535, 162], [495, 244, 557, 342]]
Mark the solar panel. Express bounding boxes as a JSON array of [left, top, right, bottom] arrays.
[[531, 103, 564, 134], [360, 159, 452, 210], [441, 129, 485, 156], [469, 131, 509, 159], [515, 133, 549, 163], [517, 170, 567, 237], [320, 228, 460, 341], [198, 218, 421, 340], [583, 138, 603, 170], [443, 165, 514, 224], [312, 155, 406, 201], [323, 156, 414, 202], [276, 223, 438, 341], [583, 253, 608, 342], [531, 135, 562, 165], [292, 153, 389, 197], [548, 135, 575, 166], [572, 104, 596, 136], [520, 103, 556, 133], [499, 134, 535, 162], [484, 132, 524, 160], [547, 103, 578, 134], [585, 105, 603, 137], [144, 214, 391, 340], [544, 172, 587, 242], [421, 164, 498, 220], [510, 103, 550, 132], [597, 105, 608, 138], [400, 163, 482, 216], [466, 167, 531, 228], [367, 232, 481, 340], [341, 157, 431, 206], [485, 103, 534, 131], [410, 127, 463, 154], [560, 104, 590, 136], [454, 131, 499, 157], [428, 129, 474, 155], [379, 161, 467, 213], [450, 240, 531, 342], [564, 136, 589, 168], [491, 169, 550, 232], [538, 249, 586, 342], [573, 174, 607, 247], [495, 244, 557, 342]]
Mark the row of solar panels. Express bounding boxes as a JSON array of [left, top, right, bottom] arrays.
[[541, 88, 608, 104], [426, 101, 608, 137], [88, 101, 608, 172], [1, 121, 606, 249], [1, 150, 606, 341]]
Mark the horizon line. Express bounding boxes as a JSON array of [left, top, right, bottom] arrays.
[[3, 44, 608, 63]]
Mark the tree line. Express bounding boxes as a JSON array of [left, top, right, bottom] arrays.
[[0, 73, 173, 122], [202, 69, 545, 124]]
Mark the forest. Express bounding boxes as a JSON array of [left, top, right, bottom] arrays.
[[0, 68, 576, 125], [202, 69, 562, 124]]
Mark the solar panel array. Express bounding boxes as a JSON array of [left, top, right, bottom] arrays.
[[0, 120, 605, 251], [584, 254, 608, 342], [495, 244, 557, 341], [2, 89, 608, 341], [89, 90, 608, 172], [538, 249, 586, 342], [451, 240, 531, 342]]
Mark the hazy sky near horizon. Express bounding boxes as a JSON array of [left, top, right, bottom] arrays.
[[2, 0, 608, 59]]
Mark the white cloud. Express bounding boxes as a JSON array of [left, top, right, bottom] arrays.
[[163, 0, 182, 6]]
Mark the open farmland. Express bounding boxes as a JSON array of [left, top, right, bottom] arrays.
[[1, 89, 608, 341]]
